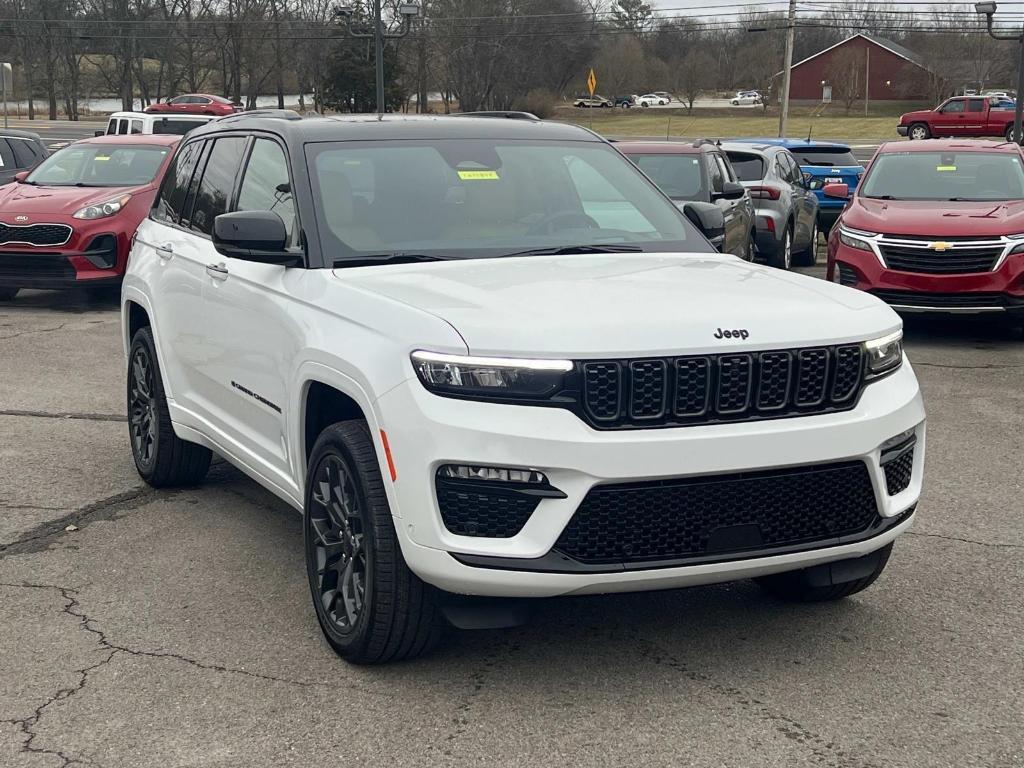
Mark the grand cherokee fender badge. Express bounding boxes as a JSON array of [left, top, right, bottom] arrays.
[[714, 327, 749, 340]]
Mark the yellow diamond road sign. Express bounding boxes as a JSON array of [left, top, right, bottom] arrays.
[[587, 69, 597, 97]]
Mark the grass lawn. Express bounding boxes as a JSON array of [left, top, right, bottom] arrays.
[[556, 108, 904, 143]]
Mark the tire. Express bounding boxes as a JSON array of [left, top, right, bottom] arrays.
[[304, 420, 445, 664], [793, 219, 819, 267], [731, 100, 739, 106], [1005, 124, 1016, 142], [127, 326, 211, 487], [908, 123, 930, 140], [743, 230, 756, 262], [770, 224, 793, 270], [0, 287, 19, 301], [641, 102, 649, 108], [756, 544, 893, 602]]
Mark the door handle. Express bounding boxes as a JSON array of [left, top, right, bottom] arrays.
[[155, 243, 174, 260], [205, 262, 229, 281]]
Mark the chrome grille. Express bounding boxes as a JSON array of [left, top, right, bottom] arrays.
[[877, 236, 1004, 275]]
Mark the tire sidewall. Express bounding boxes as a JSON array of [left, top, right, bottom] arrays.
[[910, 124, 928, 140], [304, 427, 379, 655], [128, 328, 162, 477]]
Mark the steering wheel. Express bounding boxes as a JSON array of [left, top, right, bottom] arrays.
[[526, 210, 600, 236]]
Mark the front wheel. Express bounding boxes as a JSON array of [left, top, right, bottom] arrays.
[[908, 123, 930, 140], [305, 421, 444, 664], [756, 544, 893, 601]]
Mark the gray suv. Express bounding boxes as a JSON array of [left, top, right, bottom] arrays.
[[721, 142, 818, 270]]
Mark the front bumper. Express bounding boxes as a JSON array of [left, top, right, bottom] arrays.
[[377, 364, 925, 597], [0, 231, 126, 289], [828, 235, 1024, 315], [897, 125, 909, 137]]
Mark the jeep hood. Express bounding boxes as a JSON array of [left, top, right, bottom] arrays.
[[336, 253, 899, 358], [843, 197, 1024, 238]]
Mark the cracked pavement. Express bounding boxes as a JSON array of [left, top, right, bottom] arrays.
[[1, 280, 1023, 767]]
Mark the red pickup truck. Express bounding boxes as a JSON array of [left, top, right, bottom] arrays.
[[897, 96, 1016, 141]]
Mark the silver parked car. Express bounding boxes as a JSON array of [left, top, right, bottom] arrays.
[[720, 142, 819, 269]]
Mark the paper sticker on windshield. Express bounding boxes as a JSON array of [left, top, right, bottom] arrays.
[[458, 170, 499, 180], [936, 165, 956, 171], [95, 155, 111, 162]]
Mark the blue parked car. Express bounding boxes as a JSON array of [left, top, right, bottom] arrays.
[[729, 139, 863, 234]]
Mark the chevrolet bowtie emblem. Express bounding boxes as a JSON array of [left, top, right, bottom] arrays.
[[929, 241, 953, 252]]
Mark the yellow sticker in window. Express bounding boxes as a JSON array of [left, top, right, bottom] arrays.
[[936, 165, 957, 171], [458, 170, 499, 180], [95, 156, 111, 161]]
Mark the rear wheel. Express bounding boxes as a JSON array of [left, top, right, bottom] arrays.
[[756, 544, 893, 602], [1006, 123, 1017, 142], [305, 421, 445, 664], [793, 220, 819, 267], [0, 287, 19, 301], [770, 225, 793, 270], [127, 326, 211, 487], [908, 123, 930, 140]]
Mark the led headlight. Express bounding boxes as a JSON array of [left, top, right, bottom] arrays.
[[1007, 234, 1024, 255], [838, 226, 875, 252], [411, 351, 572, 399], [864, 330, 903, 378], [73, 194, 131, 220]]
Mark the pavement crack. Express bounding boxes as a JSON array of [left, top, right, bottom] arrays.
[[0, 323, 68, 341], [0, 487, 154, 559], [0, 409, 126, 423], [906, 530, 1023, 550]]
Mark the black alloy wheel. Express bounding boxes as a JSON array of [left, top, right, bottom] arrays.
[[308, 454, 367, 634], [128, 345, 158, 469]]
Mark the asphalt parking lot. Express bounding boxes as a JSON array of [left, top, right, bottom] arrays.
[[1, 261, 1022, 768]]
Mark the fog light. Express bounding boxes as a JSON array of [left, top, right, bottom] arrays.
[[880, 429, 915, 452], [440, 464, 548, 484]]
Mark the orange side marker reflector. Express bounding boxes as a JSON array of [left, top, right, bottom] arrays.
[[380, 429, 397, 482]]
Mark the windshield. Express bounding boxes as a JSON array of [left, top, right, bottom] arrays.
[[860, 151, 1024, 201], [626, 153, 706, 201], [27, 144, 170, 187], [790, 147, 859, 167], [307, 139, 711, 262], [724, 152, 765, 181]]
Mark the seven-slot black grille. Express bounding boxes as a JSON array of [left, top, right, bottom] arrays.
[[0, 223, 72, 246], [554, 461, 879, 564], [580, 344, 864, 429], [883, 448, 914, 495], [879, 242, 1001, 274]]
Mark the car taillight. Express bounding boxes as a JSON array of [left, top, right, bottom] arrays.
[[748, 186, 781, 200]]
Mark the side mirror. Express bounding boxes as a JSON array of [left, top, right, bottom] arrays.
[[94, 130, 105, 137], [681, 201, 726, 248], [715, 180, 746, 201], [13, 171, 29, 183], [822, 182, 850, 200], [212, 210, 299, 265]]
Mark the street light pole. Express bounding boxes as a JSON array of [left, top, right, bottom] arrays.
[[335, 3, 420, 116], [778, 0, 797, 138], [976, 1, 1024, 143]]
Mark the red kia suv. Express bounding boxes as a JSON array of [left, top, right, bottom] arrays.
[[145, 94, 241, 116], [826, 139, 1024, 320], [0, 134, 179, 301]]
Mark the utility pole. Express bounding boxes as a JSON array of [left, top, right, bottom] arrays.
[[976, 2, 1023, 143], [778, 0, 797, 138], [335, 3, 421, 116]]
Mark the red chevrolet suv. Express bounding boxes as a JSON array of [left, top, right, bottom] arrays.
[[826, 139, 1024, 320], [0, 134, 178, 301]]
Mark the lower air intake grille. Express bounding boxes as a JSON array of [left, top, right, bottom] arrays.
[[555, 461, 878, 564], [436, 479, 539, 538], [883, 449, 914, 495], [870, 290, 1007, 309], [580, 344, 864, 429]]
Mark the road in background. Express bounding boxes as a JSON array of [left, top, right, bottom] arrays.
[[1, 117, 104, 149], [1, 269, 1022, 767]]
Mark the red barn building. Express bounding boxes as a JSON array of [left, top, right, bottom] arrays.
[[785, 33, 930, 102]]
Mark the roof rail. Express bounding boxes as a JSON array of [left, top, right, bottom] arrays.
[[453, 111, 540, 121], [220, 109, 303, 121]]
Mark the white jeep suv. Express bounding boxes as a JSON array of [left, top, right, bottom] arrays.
[[122, 113, 924, 664]]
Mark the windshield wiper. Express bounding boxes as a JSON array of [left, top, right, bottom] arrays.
[[333, 252, 455, 268], [496, 244, 645, 259], [863, 194, 902, 200]]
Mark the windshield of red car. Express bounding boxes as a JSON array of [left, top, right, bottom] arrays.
[[859, 151, 1024, 201], [26, 144, 171, 187]]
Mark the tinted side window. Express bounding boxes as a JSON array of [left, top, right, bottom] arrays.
[[8, 139, 40, 167], [705, 153, 724, 193], [781, 153, 801, 184], [106, 119, 116, 135], [236, 138, 296, 240], [190, 136, 247, 236], [0, 139, 16, 169], [968, 98, 985, 112], [713, 154, 735, 183], [941, 100, 965, 114], [153, 140, 204, 224], [130, 119, 144, 135], [116, 119, 130, 135]]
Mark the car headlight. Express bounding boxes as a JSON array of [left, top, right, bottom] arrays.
[[838, 226, 875, 252], [1007, 234, 1024, 255], [864, 330, 903, 378], [411, 351, 572, 399], [73, 194, 131, 220]]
